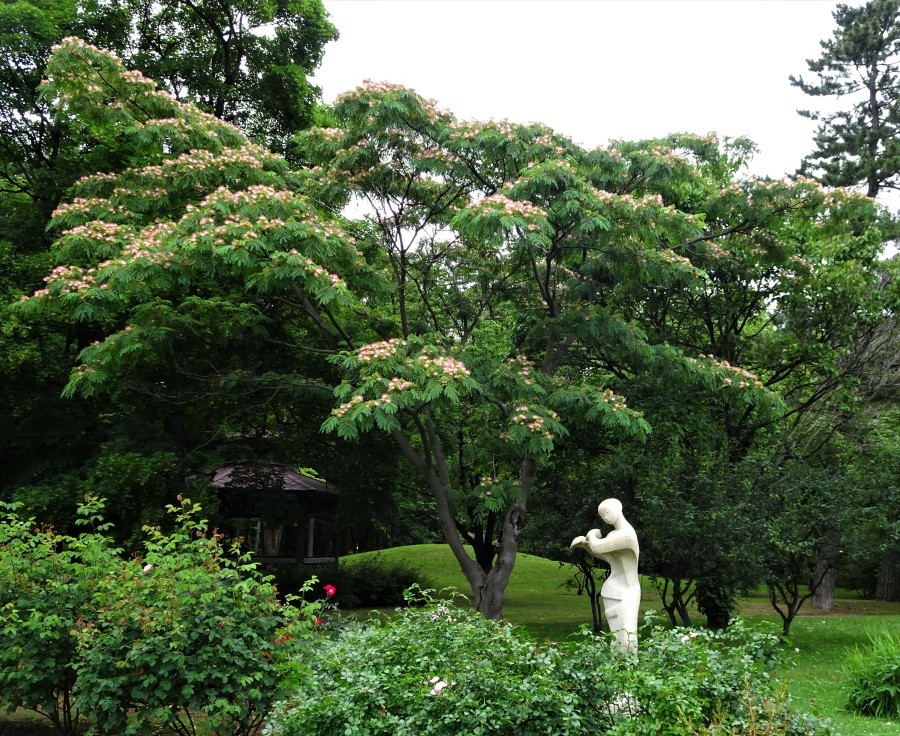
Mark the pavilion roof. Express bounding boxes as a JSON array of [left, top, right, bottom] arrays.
[[210, 463, 335, 498]]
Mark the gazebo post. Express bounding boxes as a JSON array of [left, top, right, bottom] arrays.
[[306, 517, 316, 560]]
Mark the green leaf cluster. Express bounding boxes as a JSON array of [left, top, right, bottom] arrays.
[[265, 594, 831, 736], [0, 496, 329, 736]]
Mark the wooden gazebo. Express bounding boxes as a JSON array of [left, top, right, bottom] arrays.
[[211, 463, 339, 564]]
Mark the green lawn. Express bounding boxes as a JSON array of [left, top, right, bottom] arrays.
[[342, 544, 900, 736], [777, 617, 899, 736]]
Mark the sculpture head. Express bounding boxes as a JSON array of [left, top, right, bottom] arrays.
[[598, 498, 623, 525]]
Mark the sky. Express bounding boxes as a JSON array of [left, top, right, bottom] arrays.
[[311, 0, 852, 181]]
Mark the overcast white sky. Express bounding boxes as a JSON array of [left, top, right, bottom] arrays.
[[312, 0, 851, 180]]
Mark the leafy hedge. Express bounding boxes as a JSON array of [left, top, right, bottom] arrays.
[[271, 553, 434, 608], [264, 591, 834, 736]]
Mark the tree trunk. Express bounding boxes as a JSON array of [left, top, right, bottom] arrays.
[[674, 587, 693, 627], [875, 562, 900, 601], [769, 582, 800, 639], [657, 576, 694, 628], [472, 458, 537, 619], [580, 560, 605, 632], [394, 418, 538, 621], [475, 575, 506, 620], [811, 560, 836, 611], [866, 65, 880, 199], [811, 539, 839, 611]]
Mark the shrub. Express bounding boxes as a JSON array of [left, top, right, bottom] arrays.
[[268, 563, 339, 601], [264, 588, 585, 736], [579, 620, 803, 736], [0, 497, 120, 735], [72, 498, 329, 736], [336, 553, 435, 607], [689, 689, 835, 735], [264, 593, 828, 736], [273, 554, 434, 608], [0, 496, 335, 736], [845, 628, 900, 718]]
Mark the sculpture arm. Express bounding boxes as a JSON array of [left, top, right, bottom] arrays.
[[570, 529, 602, 552], [582, 529, 632, 557]]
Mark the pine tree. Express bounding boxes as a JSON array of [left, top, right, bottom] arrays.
[[791, 0, 900, 198]]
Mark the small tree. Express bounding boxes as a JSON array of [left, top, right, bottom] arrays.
[[756, 462, 845, 637]]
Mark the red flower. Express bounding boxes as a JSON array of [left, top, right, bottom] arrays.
[[314, 617, 323, 625], [323, 584, 337, 597]]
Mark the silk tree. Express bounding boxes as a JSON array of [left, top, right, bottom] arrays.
[[23, 39, 877, 619]]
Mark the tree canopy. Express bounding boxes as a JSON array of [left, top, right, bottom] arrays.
[[18, 38, 898, 618], [0, 0, 337, 252], [791, 0, 900, 198], [0, 1, 339, 540]]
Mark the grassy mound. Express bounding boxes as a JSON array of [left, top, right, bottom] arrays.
[[340, 544, 652, 639]]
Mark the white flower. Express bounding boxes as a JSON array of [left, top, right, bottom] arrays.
[[143, 563, 153, 572]]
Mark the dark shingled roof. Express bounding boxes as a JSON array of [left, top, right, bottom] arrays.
[[210, 464, 335, 498]]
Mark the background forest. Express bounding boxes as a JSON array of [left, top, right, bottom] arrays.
[[0, 0, 897, 634]]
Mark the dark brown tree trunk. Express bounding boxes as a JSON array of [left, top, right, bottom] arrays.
[[393, 420, 537, 620], [474, 575, 506, 620], [875, 563, 900, 601], [575, 556, 605, 632], [811, 560, 836, 611], [867, 70, 881, 199], [657, 577, 694, 627], [812, 540, 839, 611], [473, 458, 537, 619]]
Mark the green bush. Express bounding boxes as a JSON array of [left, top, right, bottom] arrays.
[[336, 553, 435, 607], [273, 554, 434, 608], [690, 690, 835, 735], [264, 593, 830, 736], [0, 497, 120, 735], [845, 628, 900, 718], [0, 497, 332, 736], [72, 498, 327, 736], [561, 618, 797, 736], [265, 589, 585, 736], [268, 563, 339, 601]]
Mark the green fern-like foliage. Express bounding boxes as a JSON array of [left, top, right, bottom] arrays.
[[846, 629, 900, 718]]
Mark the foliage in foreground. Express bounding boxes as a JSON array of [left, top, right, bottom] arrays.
[[0, 496, 118, 735], [845, 628, 900, 718], [264, 592, 833, 736], [0, 498, 329, 736]]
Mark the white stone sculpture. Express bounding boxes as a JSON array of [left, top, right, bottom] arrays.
[[570, 498, 640, 654]]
